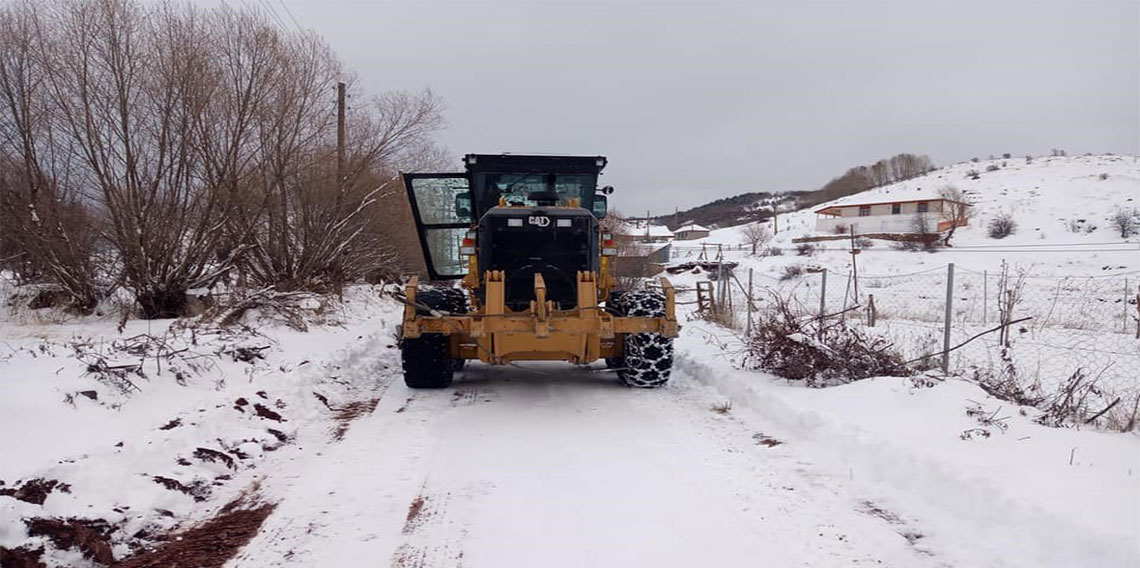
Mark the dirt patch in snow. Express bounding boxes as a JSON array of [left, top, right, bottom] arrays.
[[152, 476, 210, 502], [332, 398, 379, 440], [858, 501, 928, 551], [193, 447, 236, 470], [404, 495, 427, 532], [0, 545, 47, 567], [752, 433, 784, 447], [24, 517, 115, 565], [0, 479, 71, 505], [117, 500, 276, 568], [252, 403, 283, 422]]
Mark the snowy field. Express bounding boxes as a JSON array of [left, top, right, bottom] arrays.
[[666, 154, 1140, 400], [1, 155, 1138, 567]]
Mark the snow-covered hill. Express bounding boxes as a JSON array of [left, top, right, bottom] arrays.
[[682, 154, 1140, 277]]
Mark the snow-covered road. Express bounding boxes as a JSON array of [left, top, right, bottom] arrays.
[[231, 361, 940, 568]]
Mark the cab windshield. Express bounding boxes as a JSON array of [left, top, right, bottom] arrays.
[[477, 173, 596, 211]]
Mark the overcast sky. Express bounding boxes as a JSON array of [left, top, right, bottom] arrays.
[[280, 0, 1139, 215]]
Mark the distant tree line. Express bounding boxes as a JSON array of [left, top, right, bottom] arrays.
[[800, 153, 935, 209], [0, 0, 446, 318]]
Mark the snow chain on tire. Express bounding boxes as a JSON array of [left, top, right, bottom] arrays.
[[402, 288, 467, 389], [613, 291, 674, 388]]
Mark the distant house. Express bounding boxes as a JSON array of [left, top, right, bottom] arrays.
[[673, 223, 711, 240], [813, 197, 970, 234], [622, 220, 674, 243]]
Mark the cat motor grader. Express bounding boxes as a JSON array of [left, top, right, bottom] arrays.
[[399, 153, 678, 388]]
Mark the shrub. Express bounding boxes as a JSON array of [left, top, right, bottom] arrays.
[[780, 264, 804, 281], [855, 237, 874, 248], [1099, 173, 1109, 180], [767, 246, 784, 256], [966, 170, 981, 180], [742, 297, 909, 387], [1002, 153, 1011, 159], [988, 213, 1017, 239], [795, 243, 816, 256], [832, 224, 849, 235], [985, 164, 1000, 172]]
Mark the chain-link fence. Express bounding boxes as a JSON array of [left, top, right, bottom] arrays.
[[698, 262, 1140, 403]]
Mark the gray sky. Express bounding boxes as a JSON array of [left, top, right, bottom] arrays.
[[281, 0, 1139, 215]]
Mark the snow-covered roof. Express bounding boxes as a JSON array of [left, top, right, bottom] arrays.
[[675, 223, 711, 233], [813, 187, 969, 215], [625, 220, 674, 237]]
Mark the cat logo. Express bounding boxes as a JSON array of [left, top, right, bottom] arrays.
[[528, 216, 551, 228]]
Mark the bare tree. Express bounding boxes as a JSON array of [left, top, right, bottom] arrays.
[[0, 0, 102, 311], [1110, 206, 1138, 238], [1, 0, 449, 316], [740, 223, 772, 255], [938, 185, 973, 246]]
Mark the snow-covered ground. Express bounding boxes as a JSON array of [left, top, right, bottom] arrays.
[[2, 282, 1137, 566], [1, 155, 1137, 567]]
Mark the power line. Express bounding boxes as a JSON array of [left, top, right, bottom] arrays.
[[277, 0, 305, 34], [255, 0, 288, 30]]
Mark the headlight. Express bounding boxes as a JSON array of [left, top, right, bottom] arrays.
[[556, 218, 572, 228], [507, 218, 523, 227]]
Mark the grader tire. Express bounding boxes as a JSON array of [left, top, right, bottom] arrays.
[[403, 288, 467, 389], [401, 334, 453, 389], [614, 291, 673, 388]]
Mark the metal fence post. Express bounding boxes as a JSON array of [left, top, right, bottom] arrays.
[[747, 268, 754, 336], [1125, 277, 1130, 334], [819, 268, 827, 316], [982, 270, 988, 325], [942, 263, 955, 374]]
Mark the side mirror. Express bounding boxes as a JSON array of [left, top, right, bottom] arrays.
[[592, 194, 608, 219], [454, 192, 472, 221], [601, 185, 615, 195]]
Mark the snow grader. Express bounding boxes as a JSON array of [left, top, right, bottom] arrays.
[[398, 154, 678, 388]]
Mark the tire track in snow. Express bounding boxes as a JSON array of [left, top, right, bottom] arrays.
[[390, 489, 468, 568]]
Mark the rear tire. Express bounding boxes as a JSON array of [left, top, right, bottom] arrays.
[[402, 287, 467, 389], [401, 333, 453, 388], [614, 291, 673, 388]]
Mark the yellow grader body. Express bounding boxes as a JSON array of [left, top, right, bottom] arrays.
[[402, 271, 679, 365]]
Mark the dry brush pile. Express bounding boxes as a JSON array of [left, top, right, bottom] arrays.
[[741, 296, 910, 387], [1, 0, 445, 319]]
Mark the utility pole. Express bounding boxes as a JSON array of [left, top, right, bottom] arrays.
[[336, 81, 346, 190]]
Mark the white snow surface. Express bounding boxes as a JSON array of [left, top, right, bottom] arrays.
[[1, 284, 1136, 567]]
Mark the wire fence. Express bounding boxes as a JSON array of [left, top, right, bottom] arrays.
[[700, 262, 1140, 402]]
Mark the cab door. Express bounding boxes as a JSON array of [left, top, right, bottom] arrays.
[[403, 173, 474, 280]]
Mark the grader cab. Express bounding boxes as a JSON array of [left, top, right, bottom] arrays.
[[399, 153, 678, 388]]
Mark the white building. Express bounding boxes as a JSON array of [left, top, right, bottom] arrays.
[[813, 198, 969, 234], [622, 220, 674, 243], [673, 223, 711, 240]]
